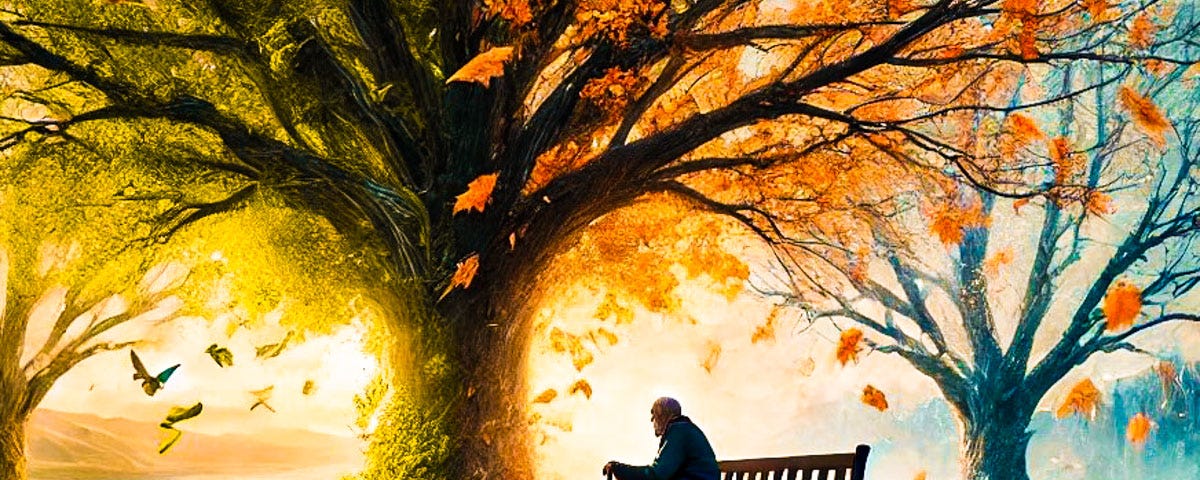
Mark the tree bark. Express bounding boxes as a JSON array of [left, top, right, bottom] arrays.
[[957, 405, 1033, 480], [0, 414, 26, 480]]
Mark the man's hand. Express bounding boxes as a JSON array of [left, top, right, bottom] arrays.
[[602, 461, 618, 476]]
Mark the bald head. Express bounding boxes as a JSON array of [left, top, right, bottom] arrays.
[[651, 397, 682, 436]]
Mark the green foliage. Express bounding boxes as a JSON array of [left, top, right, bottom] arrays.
[[348, 384, 454, 480]]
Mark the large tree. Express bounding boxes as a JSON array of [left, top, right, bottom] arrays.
[[1, 0, 1196, 478]]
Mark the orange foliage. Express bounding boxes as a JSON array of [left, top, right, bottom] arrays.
[[929, 200, 991, 246], [1017, 27, 1039, 60], [837, 328, 864, 366], [1103, 280, 1141, 331], [1085, 191, 1114, 217], [862, 385, 889, 411], [440, 253, 480, 299], [1049, 137, 1082, 184], [568, 379, 593, 399], [549, 327, 595, 371], [1082, 0, 1110, 21], [581, 67, 639, 115], [1126, 413, 1153, 445], [453, 173, 499, 214], [914, 471, 927, 480], [446, 47, 514, 86], [484, 0, 533, 27], [1118, 86, 1171, 148], [572, 0, 667, 46], [1128, 13, 1157, 50], [1012, 197, 1031, 215], [532, 388, 558, 404], [1056, 378, 1101, 420]]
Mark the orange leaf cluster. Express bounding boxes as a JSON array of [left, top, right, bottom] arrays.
[[1002, 0, 1038, 17], [1126, 413, 1153, 445], [581, 67, 639, 115], [862, 385, 889, 411], [837, 328, 864, 366], [568, 379, 593, 399], [440, 253, 480, 299], [1128, 13, 1157, 50], [1056, 378, 1101, 420], [1085, 190, 1114, 217], [573, 0, 667, 46], [594, 292, 635, 324], [1103, 280, 1141, 331], [1049, 137, 1082, 184], [1082, 0, 1110, 21], [532, 388, 558, 404], [453, 173, 499, 214], [483, 0, 533, 27], [446, 47, 514, 87], [1118, 86, 1171, 148], [1003, 113, 1045, 154], [549, 327, 595, 371], [928, 200, 991, 246]]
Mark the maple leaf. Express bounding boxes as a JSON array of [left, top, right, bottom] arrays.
[[440, 253, 480, 300], [1103, 280, 1141, 331], [568, 379, 593, 399], [1118, 86, 1171, 148], [453, 173, 499, 215], [1055, 378, 1101, 420], [446, 47, 514, 87], [861, 385, 889, 411], [837, 328, 864, 366], [532, 388, 558, 404], [1126, 413, 1153, 445], [1128, 13, 1157, 50]]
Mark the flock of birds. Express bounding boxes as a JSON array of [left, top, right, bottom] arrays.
[[127, 331, 312, 454]]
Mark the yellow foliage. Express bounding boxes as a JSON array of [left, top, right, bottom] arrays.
[[1103, 280, 1141, 331], [446, 47, 514, 87], [453, 173, 499, 215], [1056, 378, 1101, 420]]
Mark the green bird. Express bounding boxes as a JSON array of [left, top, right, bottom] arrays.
[[130, 350, 179, 396], [158, 402, 203, 454], [205, 344, 234, 368]]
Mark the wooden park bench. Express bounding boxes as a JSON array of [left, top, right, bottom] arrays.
[[606, 444, 871, 480]]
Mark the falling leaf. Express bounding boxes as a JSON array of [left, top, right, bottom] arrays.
[[1103, 280, 1141, 331], [440, 253, 481, 300], [837, 328, 864, 366], [1056, 378, 1101, 420], [590, 327, 619, 347], [532, 388, 558, 404], [1126, 413, 1153, 445], [568, 379, 593, 399], [453, 173, 499, 215], [1118, 86, 1171, 148], [861, 385, 889, 411], [548, 327, 594, 371], [984, 248, 1014, 276], [446, 47, 514, 86], [701, 341, 721, 373]]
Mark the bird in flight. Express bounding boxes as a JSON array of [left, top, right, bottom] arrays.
[[130, 350, 180, 396]]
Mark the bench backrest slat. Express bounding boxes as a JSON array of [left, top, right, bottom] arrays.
[[717, 445, 870, 480]]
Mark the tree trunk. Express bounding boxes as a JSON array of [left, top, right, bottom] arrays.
[[0, 415, 26, 480], [958, 408, 1033, 480]]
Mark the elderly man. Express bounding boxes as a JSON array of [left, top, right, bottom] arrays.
[[602, 397, 720, 480]]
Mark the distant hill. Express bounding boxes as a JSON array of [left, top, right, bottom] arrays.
[[27, 409, 364, 480]]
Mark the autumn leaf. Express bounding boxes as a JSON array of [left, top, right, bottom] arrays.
[[1103, 280, 1141, 331], [837, 328, 864, 366], [929, 201, 990, 246], [1056, 378, 1101, 420], [439, 253, 480, 300], [532, 388, 558, 404], [861, 385, 889, 411], [453, 173, 499, 214], [568, 379, 593, 399], [1118, 86, 1171, 148], [1017, 27, 1038, 60], [590, 327, 619, 347], [483, 0, 533, 26], [446, 47, 514, 86], [1128, 13, 1157, 50], [1126, 413, 1153, 445], [984, 248, 1013, 276], [701, 341, 721, 373]]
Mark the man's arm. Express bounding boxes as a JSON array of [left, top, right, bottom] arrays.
[[610, 433, 686, 480]]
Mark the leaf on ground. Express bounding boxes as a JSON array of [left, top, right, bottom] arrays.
[[446, 47, 514, 87]]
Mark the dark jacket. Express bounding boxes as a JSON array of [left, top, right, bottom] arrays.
[[611, 416, 720, 480]]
